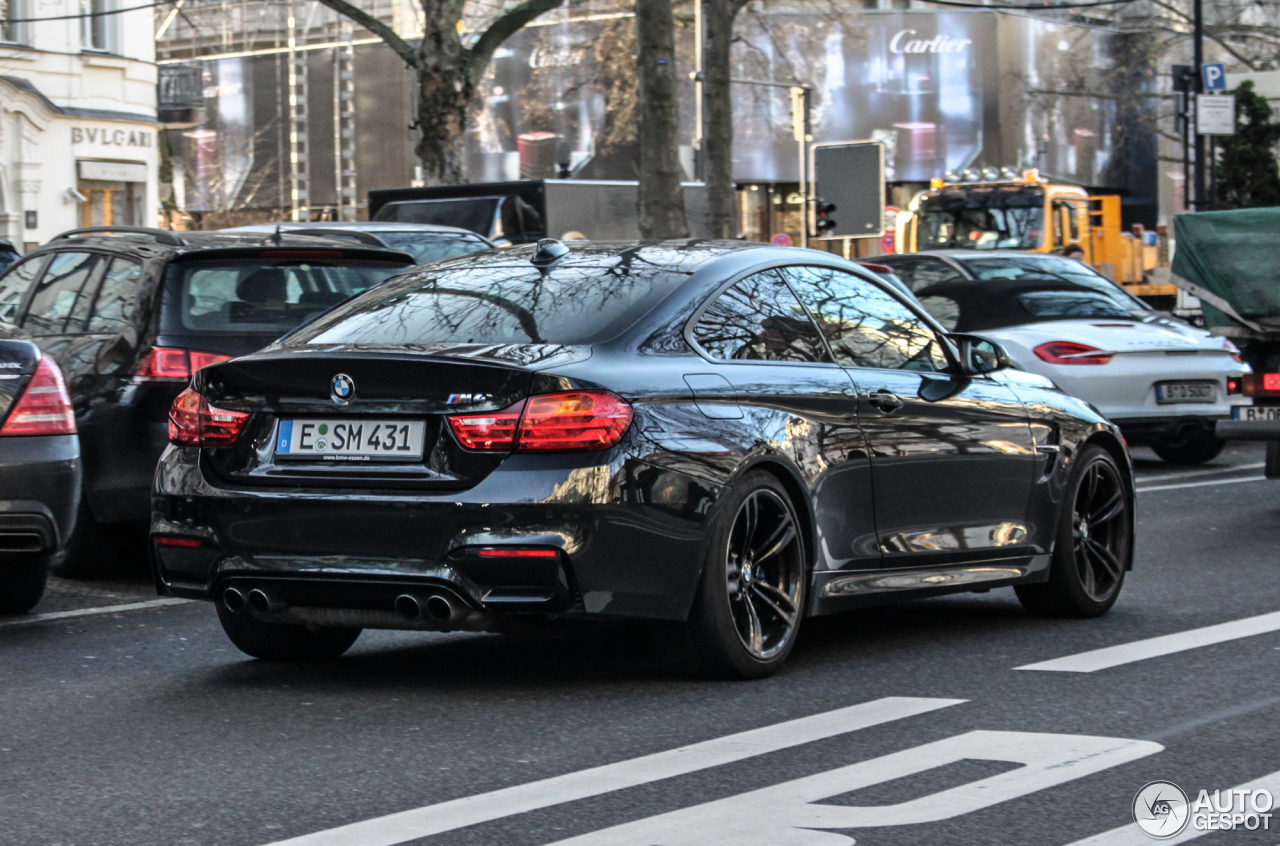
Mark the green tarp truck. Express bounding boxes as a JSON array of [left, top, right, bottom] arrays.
[[1172, 207, 1280, 473]]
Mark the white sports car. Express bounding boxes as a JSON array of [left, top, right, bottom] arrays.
[[879, 251, 1248, 464]]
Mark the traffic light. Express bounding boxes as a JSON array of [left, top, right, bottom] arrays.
[[814, 200, 837, 236]]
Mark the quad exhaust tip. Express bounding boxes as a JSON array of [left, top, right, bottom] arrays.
[[395, 592, 468, 625], [246, 587, 288, 615], [222, 586, 247, 614]]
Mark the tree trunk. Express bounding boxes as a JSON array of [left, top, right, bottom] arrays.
[[414, 12, 473, 186], [702, 0, 741, 239], [636, 0, 689, 239]]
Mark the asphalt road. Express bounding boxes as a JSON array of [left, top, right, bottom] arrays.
[[3, 443, 1279, 846]]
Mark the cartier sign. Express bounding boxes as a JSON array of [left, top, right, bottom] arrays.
[[71, 126, 154, 148], [889, 29, 972, 54]]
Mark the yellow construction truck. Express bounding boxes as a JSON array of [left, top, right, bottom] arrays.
[[896, 170, 1174, 301]]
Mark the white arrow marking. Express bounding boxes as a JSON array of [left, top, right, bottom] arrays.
[[542, 731, 1162, 846], [260, 697, 963, 846]]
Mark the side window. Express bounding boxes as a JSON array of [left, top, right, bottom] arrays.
[[782, 266, 949, 372], [693, 269, 829, 363], [20, 252, 102, 336], [87, 258, 144, 333], [886, 258, 965, 331], [0, 256, 46, 323]]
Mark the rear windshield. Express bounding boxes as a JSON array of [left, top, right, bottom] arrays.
[[286, 262, 691, 346], [374, 198, 499, 234], [164, 258, 408, 334], [372, 232, 490, 265], [914, 256, 1152, 332]]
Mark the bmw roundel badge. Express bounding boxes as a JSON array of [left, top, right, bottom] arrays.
[[330, 373, 355, 406]]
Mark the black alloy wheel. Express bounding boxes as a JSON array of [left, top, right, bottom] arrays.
[[1016, 445, 1131, 617], [688, 471, 806, 678]]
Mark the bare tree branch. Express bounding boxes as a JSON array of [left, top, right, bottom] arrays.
[[311, 0, 419, 67], [468, 0, 564, 72]]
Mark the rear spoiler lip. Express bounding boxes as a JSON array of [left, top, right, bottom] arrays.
[[165, 245, 415, 265]]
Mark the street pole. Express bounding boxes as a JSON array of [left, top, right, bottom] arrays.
[[731, 77, 811, 246], [1193, 0, 1205, 210], [692, 0, 704, 182]]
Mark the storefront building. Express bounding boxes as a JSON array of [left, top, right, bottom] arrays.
[[0, 0, 158, 251]]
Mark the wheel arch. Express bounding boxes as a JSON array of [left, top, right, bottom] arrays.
[[733, 456, 818, 577]]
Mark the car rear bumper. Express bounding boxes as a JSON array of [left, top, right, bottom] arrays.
[[150, 445, 721, 623], [0, 433, 81, 553], [1110, 415, 1226, 446]]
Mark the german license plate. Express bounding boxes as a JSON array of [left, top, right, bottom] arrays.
[[1232, 405, 1280, 422], [275, 419, 425, 461], [1155, 381, 1216, 403]]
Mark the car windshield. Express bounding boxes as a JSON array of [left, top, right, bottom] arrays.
[[917, 186, 1045, 250], [910, 256, 1153, 332], [166, 258, 408, 334], [373, 198, 500, 234], [372, 232, 490, 265], [288, 260, 691, 346]]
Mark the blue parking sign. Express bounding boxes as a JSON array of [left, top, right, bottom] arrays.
[[1202, 63, 1226, 92]]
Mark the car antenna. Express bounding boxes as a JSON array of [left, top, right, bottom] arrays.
[[530, 238, 569, 276], [271, 225, 283, 246]]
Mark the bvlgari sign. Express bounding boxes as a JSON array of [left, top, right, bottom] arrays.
[[888, 29, 972, 54], [71, 126, 154, 148]]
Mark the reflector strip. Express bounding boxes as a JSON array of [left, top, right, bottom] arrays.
[[476, 548, 558, 558]]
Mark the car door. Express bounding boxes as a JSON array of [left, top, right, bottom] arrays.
[[782, 264, 1036, 568], [688, 268, 879, 571]]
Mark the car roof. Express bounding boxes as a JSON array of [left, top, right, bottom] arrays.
[[880, 249, 1058, 263], [27, 228, 417, 264], [223, 222, 484, 237]]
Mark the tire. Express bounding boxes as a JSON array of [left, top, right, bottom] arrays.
[[0, 555, 50, 614], [1151, 435, 1226, 465], [216, 602, 361, 661], [686, 471, 806, 679], [1016, 445, 1131, 618]]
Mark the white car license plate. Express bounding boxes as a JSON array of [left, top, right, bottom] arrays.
[[275, 419, 426, 461], [1155, 381, 1216, 403], [1232, 406, 1280, 422]]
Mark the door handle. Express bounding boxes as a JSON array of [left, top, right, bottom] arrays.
[[868, 389, 904, 414]]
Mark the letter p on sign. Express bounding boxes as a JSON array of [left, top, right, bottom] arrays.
[[1202, 63, 1226, 92]]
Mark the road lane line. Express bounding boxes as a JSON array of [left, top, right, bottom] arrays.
[[0, 597, 192, 628], [1016, 610, 1280, 673], [259, 697, 965, 846], [1136, 476, 1267, 493], [541, 731, 1161, 846], [1135, 462, 1265, 484], [1060, 767, 1280, 845]]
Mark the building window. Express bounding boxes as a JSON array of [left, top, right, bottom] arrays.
[[0, 0, 26, 45], [81, 0, 114, 52]]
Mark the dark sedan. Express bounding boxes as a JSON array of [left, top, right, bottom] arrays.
[[0, 323, 79, 613], [151, 241, 1134, 677]]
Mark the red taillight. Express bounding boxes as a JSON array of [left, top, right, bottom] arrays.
[[1245, 373, 1280, 398], [0, 356, 76, 436], [155, 536, 202, 548], [447, 400, 525, 450], [135, 347, 234, 383], [448, 390, 632, 452], [1221, 338, 1243, 363], [476, 547, 559, 558], [168, 388, 250, 447], [1227, 377, 1243, 395], [1033, 341, 1114, 365]]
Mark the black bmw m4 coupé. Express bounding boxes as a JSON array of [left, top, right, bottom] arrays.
[[150, 240, 1133, 677]]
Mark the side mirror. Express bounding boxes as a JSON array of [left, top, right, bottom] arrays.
[[949, 333, 1010, 376]]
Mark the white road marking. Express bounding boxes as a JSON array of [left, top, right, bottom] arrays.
[[1135, 462, 1265, 484], [1136, 476, 1267, 493], [1061, 767, 1280, 845], [543, 731, 1162, 846], [1016, 610, 1280, 673], [259, 697, 964, 846], [0, 597, 192, 628]]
